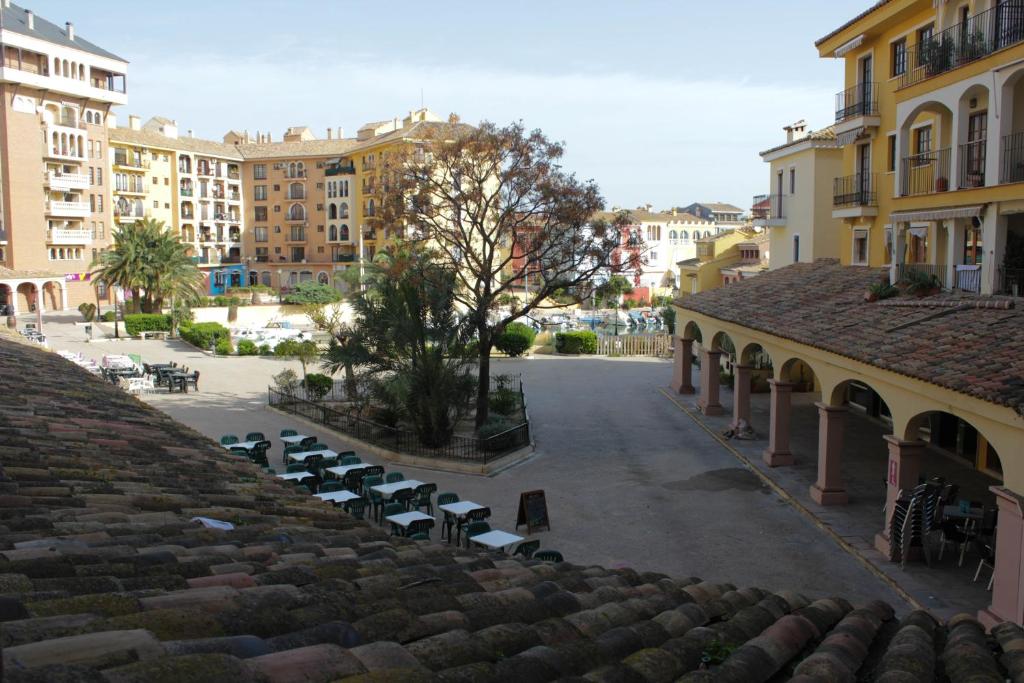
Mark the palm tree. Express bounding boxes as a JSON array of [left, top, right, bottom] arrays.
[[91, 224, 148, 336], [321, 326, 368, 399], [147, 228, 205, 312]]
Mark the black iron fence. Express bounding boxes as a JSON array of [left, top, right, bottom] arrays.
[[1001, 132, 1024, 184], [268, 374, 530, 462], [999, 267, 1024, 296], [835, 82, 878, 122], [958, 140, 987, 188], [898, 3, 1024, 90], [833, 173, 877, 207], [901, 148, 951, 196]]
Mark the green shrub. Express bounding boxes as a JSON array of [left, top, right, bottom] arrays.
[[660, 306, 676, 334], [215, 337, 233, 355], [302, 373, 333, 400], [124, 313, 172, 336], [258, 343, 272, 355], [489, 387, 520, 415], [868, 281, 899, 301], [178, 322, 229, 350], [282, 281, 342, 305], [478, 416, 517, 451], [555, 330, 597, 354], [100, 311, 116, 322], [496, 322, 536, 357], [77, 302, 96, 322], [236, 339, 259, 356]]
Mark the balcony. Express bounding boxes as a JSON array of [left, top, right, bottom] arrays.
[[200, 233, 214, 243], [900, 148, 951, 196], [363, 230, 377, 241], [46, 200, 90, 218], [287, 190, 306, 200], [751, 194, 785, 226], [832, 173, 878, 218], [47, 228, 92, 245], [332, 253, 356, 263], [46, 172, 89, 191], [113, 154, 148, 170], [228, 170, 240, 180], [180, 187, 194, 197], [288, 228, 307, 242], [116, 184, 148, 196], [898, 5, 1024, 90], [228, 192, 241, 201], [222, 255, 241, 264], [958, 140, 987, 189], [834, 82, 880, 138], [197, 167, 214, 177], [326, 163, 356, 176], [1001, 132, 1024, 184], [228, 231, 241, 243], [254, 254, 270, 263]]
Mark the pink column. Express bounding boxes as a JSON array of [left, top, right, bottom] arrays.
[[873, 436, 926, 554], [731, 365, 752, 430], [979, 487, 1024, 630], [810, 402, 848, 505], [697, 349, 724, 416], [762, 379, 794, 466], [671, 337, 695, 395]]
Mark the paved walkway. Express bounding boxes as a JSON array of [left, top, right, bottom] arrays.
[[40, 313, 910, 610]]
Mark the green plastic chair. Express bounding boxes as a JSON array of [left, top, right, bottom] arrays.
[[534, 550, 563, 563], [412, 483, 437, 515], [464, 521, 491, 547], [280, 429, 298, 438], [229, 446, 250, 459], [346, 497, 367, 520], [407, 518, 434, 538], [393, 488, 415, 511], [437, 492, 459, 542], [245, 432, 265, 442], [513, 540, 540, 559], [340, 455, 361, 466], [382, 502, 405, 534], [286, 463, 307, 473], [250, 441, 271, 465], [362, 475, 384, 521], [385, 472, 404, 484], [458, 507, 491, 547], [319, 481, 344, 493], [283, 444, 303, 465], [306, 443, 329, 452], [220, 435, 239, 445]]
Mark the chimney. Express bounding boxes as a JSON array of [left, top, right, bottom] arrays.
[[326, 128, 333, 140], [187, 129, 193, 138], [337, 127, 343, 139], [24, 9, 33, 30], [66, 22, 74, 41], [128, 114, 141, 131]]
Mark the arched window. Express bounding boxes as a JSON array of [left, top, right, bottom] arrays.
[[339, 202, 349, 219], [249, 271, 259, 286], [681, 230, 689, 241], [328, 225, 337, 241], [366, 199, 375, 217], [328, 204, 337, 220], [669, 230, 677, 240], [317, 272, 330, 285], [288, 162, 296, 178], [339, 224, 349, 241], [79, 64, 85, 80], [61, 59, 69, 77], [297, 162, 304, 175], [704, 230, 711, 238], [288, 204, 305, 221]]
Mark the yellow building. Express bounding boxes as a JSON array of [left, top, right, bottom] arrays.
[[753, 121, 844, 269], [816, 0, 1024, 294], [676, 228, 768, 296]]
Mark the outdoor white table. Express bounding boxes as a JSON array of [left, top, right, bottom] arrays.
[[280, 434, 309, 445], [469, 529, 523, 551], [223, 440, 261, 451], [315, 490, 361, 504], [276, 471, 316, 482], [325, 463, 368, 478], [102, 354, 135, 369], [370, 479, 425, 500], [385, 511, 434, 530], [288, 449, 338, 463], [438, 501, 484, 516]]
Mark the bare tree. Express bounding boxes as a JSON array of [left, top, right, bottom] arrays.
[[376, 120, 635, 425]]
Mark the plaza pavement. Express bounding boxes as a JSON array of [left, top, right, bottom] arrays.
[[41, 313, 910, 611]]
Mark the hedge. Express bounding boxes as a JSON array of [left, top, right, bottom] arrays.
[[555, 330, 597, 354], [215, 338, 233, 355], [496, 322, 536, 358], [302, 373, 333, 400], [179, 322, 230, 350], [124, 313, 172, 337], [236, 339, 259, 356]]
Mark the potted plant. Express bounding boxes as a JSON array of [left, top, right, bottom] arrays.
[[935, 176, 949, 192], [864, 280, 899, 302]]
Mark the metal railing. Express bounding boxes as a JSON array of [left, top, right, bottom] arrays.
[[835, 82, 878, 122], [268, 381, 530, 462], [833, 173, 877, 207], [894, 263, 950, 290], [958, 140, 987, 188], [998, 267, 1024, 296], [898, 4, 1024, 89], [751, 194, 784, 221], [1001, 132, 1024, 183], [901, 147, 951, 196]]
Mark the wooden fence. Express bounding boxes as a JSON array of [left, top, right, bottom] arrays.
[[596, 334, 673, 357]]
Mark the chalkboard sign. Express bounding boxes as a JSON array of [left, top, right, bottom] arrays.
[[516, 490, 550, 533]]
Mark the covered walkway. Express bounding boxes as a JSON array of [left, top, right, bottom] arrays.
[[0, 266, 68, 328]]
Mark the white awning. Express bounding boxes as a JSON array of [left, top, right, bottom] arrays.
[[835, 127, 867, 146], [890, 205, 984, 223], [834, 34, 865, 58]]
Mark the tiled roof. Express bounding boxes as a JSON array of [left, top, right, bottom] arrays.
[[0, 266, 64, 281], [815, 0, 893, 47], [760, 125, 838, 156], [2, 336, 1022, 680], [235, 121, 473, 160], [109, 128, 243, 160], [676, 259, 1024, 414], [1, 2, 125, 62], [593, 210, 709, 224]]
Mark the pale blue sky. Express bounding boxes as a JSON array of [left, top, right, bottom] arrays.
[[35, 0, 868, 211]]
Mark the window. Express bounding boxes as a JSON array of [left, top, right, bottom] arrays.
[[793, 235, 800, 262], [253, 164, 266, 180], [89, 167, 95, 184], [915, 125, 932, 158], [669, 230, 677, 241], [317, 272, 329, 285], [254, 227, 268, 242], [789, 168, 796, 194], [153, 200, 159, 208], [291, 247, 305, 261], [328, 204, 337, 220], [891, 37, 907, 77], [254, 206, 268, 221], [852, 229, 869, 265], [254, 185, 267, 200], [339, 224, 349, 241], [886, 133, 897, 172], [97, 221, 104, 238], [917, 24, 934, 67], [339, 202, 349, 219], [260, 271, 272, 286], [96, 195, 103, 211]]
